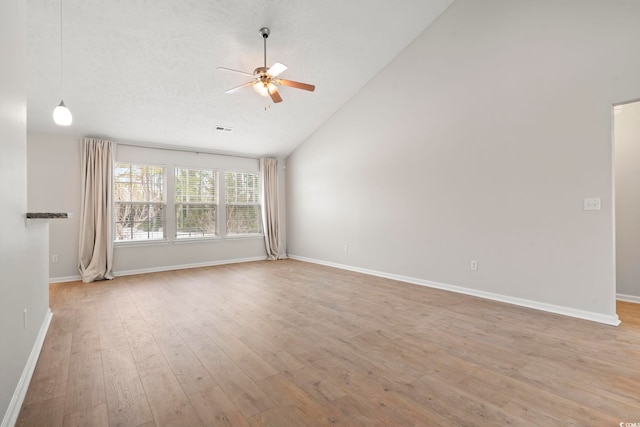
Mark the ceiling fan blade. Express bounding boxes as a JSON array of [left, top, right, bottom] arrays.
[[217, 67, 254, 77], [267, 62, 288, 77], [278, 79, 316, 92], [224, 81, 255, 94], [269, 87, 283, 103]]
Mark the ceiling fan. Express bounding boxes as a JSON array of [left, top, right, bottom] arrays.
[[217, 27, 315, 104]]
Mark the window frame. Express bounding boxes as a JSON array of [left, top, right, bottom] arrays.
[[113, 162, 167, 244], [112, 160, 264, 245], [174, 166, 219, 240], [224, 170, 263, 237]]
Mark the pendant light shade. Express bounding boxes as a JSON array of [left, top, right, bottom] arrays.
[[53, 100, 72, 126], [54, 0, 72, 126]]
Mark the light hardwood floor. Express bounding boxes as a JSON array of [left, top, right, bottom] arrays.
[[17, 260, 640, 426]]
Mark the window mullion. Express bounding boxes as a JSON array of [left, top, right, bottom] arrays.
[[166, 164, 175, 241], [219, 170, 227, 236]]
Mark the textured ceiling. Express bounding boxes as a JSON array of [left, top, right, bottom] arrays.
[[26, 0, 454, 157]]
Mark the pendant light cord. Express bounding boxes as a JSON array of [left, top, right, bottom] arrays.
[[60, 0, 64, 98], [53, 0, 71, 125]]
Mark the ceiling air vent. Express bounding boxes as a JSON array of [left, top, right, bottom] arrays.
[[216, 126, 234, 132]]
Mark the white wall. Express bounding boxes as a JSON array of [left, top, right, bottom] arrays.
[[286, 0, 640, 324], [27, 134, 270, 279], [615, 101, 640, 299], [0, 0, 50, 424], [28, 133, 81, 279]]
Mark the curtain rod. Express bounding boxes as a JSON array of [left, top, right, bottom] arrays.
[[114, 141, 260, 160]]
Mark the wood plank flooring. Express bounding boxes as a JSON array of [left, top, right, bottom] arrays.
[[618, 300, 640, 328], [17, 260, 640, 426]]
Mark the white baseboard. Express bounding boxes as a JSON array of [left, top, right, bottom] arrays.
[[2, 308, 53, 427], [50, 275, 81, 284], [113, 256, 268, 277], [49, 257, 269, 283], [617, 293, 640, 304], [289, 255, 621, 326]]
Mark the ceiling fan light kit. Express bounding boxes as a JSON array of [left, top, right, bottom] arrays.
[[218, 27, 315, 105]]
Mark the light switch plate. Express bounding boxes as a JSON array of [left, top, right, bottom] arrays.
[[583, 198, 601, 211]]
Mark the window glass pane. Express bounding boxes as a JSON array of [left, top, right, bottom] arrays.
[[225, 172, 260, 203], [226, 205, 261, 235], [114, 203, 164, 241], [176, 204, 217, 238], [175, 168, 216, 203], [114, 163, 164, 203]]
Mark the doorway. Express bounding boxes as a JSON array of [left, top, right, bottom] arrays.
[[614, 99, 640, 323]]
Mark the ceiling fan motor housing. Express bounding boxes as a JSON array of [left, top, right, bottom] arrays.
[[253, 67, 271, 85]]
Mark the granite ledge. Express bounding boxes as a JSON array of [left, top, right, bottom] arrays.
[[26, 212, 70, 219]]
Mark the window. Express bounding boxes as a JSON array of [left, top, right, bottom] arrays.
[[114, 163, 165, 241], [225, 171, 262, 235], [175, 167, 217, 238]]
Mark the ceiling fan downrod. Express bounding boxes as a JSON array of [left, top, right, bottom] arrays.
[[259, 27, 270, 68]]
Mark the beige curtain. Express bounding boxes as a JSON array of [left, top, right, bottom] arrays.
[[260, 158, 285, 260], [78, 138, 115, 282]]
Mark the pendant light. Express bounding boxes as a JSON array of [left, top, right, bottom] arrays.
[[53, 0, 72, 126]]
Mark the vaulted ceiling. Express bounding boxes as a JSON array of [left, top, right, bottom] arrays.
[[26, 0, 454, 157]]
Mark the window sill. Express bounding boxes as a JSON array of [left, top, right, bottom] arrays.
[[174, 236, 222, 244], [224, 234, 265, 241], [113, 235, 264, 247], [114, 239, 169, 248]]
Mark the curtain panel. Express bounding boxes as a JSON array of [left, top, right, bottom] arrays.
[[78, 138, 115, 282], [260, 158, 285, 260]]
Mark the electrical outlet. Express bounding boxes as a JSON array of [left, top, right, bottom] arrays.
[[583, 198, 601, 211], [343, 244, 349, 253], [471, 260, 478, 271], [51, 254, 59, 263], [23, 309, 27, 329]]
